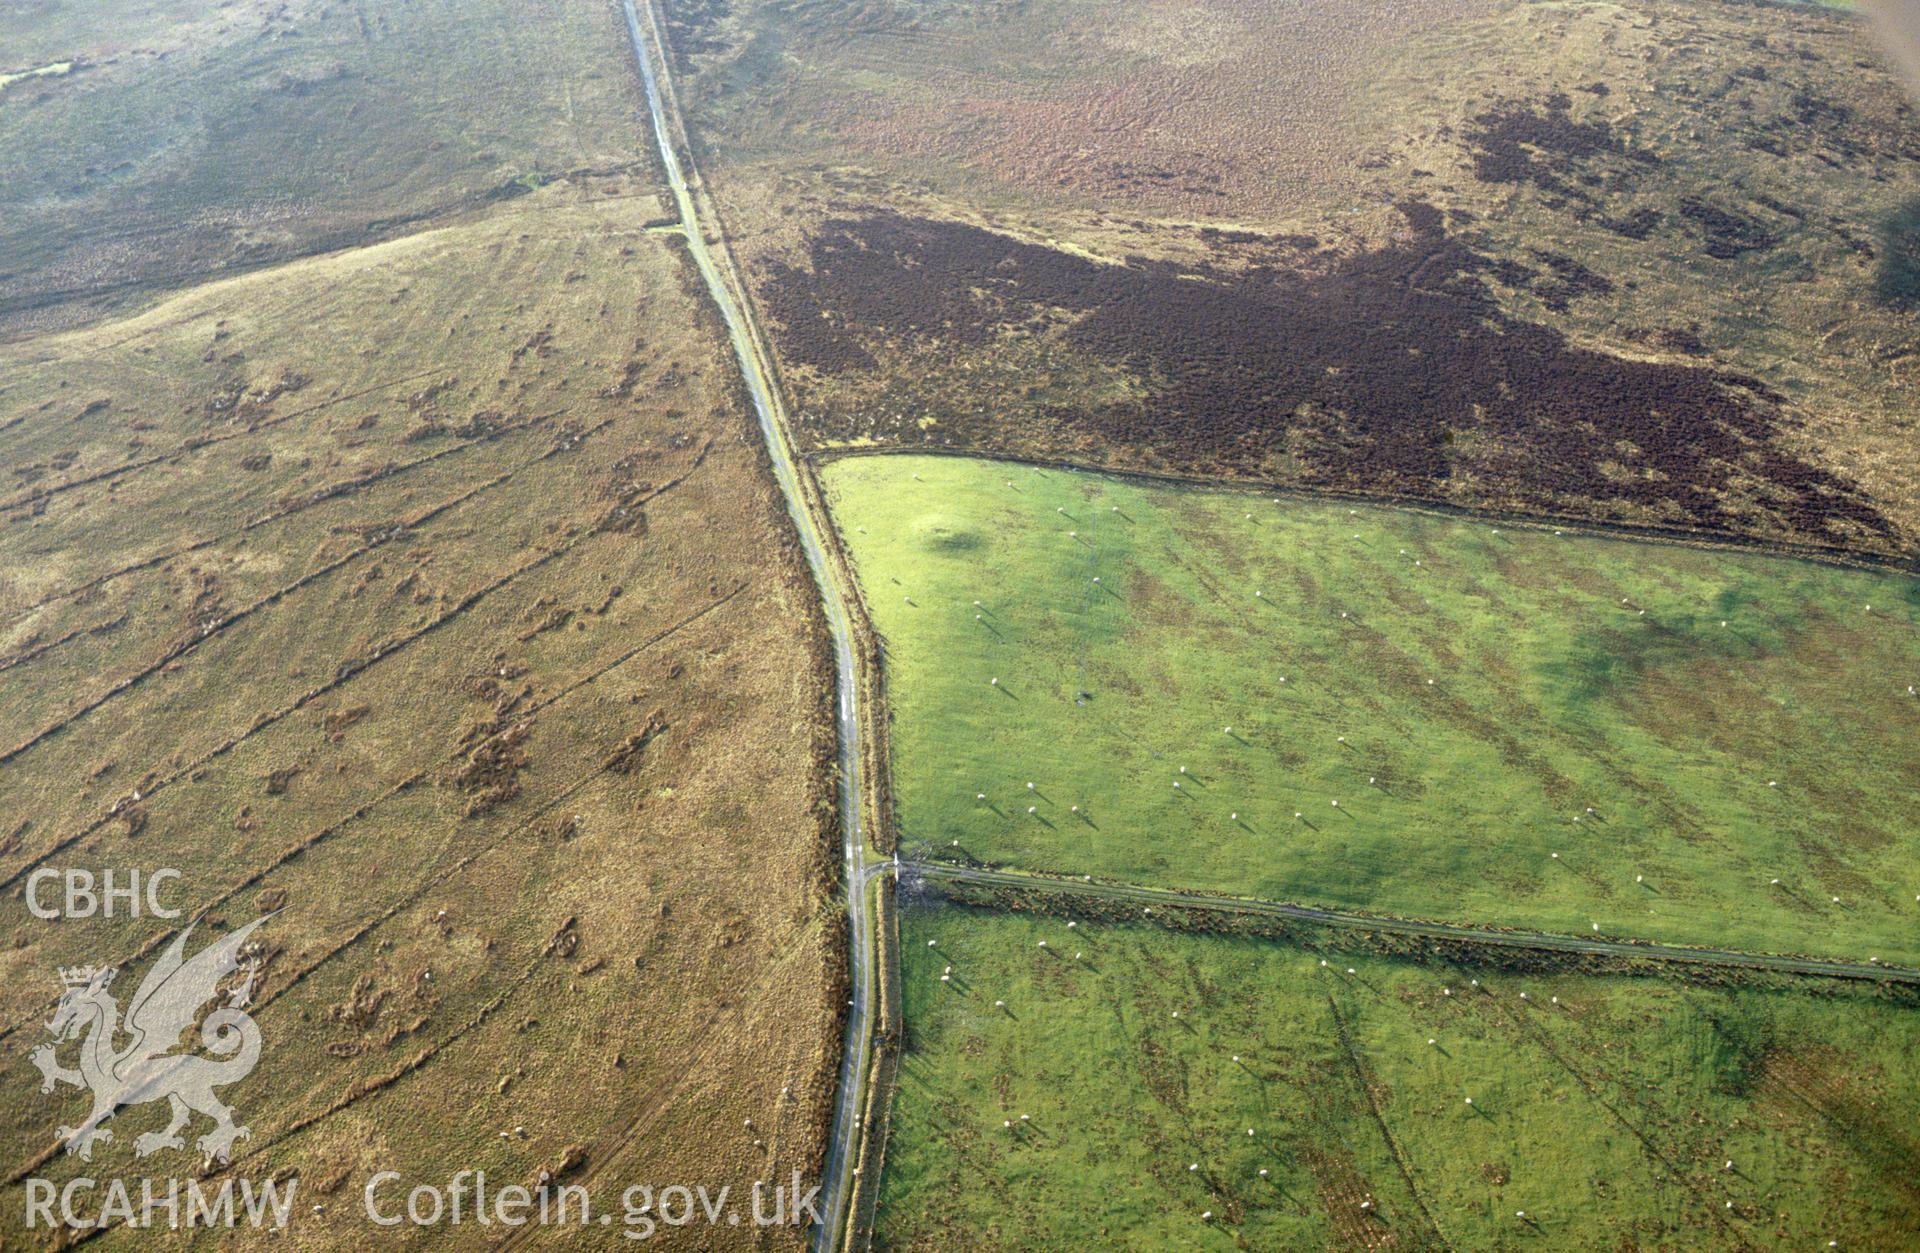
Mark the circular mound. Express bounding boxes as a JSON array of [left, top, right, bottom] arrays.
[[910, 514, 984, 554]]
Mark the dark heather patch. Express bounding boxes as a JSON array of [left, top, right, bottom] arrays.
[[1679, 199, 1781, 260], [1526, 249, 1615, 312], [1753, 89, 1920, 164], [661, 0, 733, 72], [1791, 90, 1854, 135], [762, 207, 1893, 545], [1464, 95, 1653, 202], [1877, 200, 1920, 311], [1197, 227, 1319, 252], [1597, 207, 1663, 241], [1654, 326, 1710, 357]]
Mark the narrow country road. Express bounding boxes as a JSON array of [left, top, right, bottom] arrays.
[[904, 862, 1920, 984], [619, 4, 877, 1249]]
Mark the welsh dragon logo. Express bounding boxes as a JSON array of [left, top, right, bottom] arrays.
[[28, 915, 273, 1163]]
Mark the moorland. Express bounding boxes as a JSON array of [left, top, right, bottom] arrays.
[[0, 0, 662, 336], [666, 0, 1920, 557], [0, 1, 843, 1243]]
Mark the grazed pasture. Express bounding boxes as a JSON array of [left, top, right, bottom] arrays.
[[879, 900, 1920, 1250], [829, 454, 1920, 965]]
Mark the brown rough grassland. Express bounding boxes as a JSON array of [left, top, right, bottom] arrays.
[[0, 165, 839, 1253]]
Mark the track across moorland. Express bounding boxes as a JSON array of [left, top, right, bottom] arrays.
[[904, 862, 1920, 985]]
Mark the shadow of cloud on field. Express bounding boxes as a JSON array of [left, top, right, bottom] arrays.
[[763, 203, 1894, 548]]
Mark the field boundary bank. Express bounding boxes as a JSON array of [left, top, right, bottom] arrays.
[[0, 408, 564, 662], [812, 445, 1920, 576], [907, 864, 1920, 988], [0, 412, 626, 774]]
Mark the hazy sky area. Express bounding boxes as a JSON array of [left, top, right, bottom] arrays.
[[1869, 0, 1920, 94]]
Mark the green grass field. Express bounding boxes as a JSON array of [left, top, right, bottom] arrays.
[[878, 901, 1920, 1250], [826, 455, 1920, 964]]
